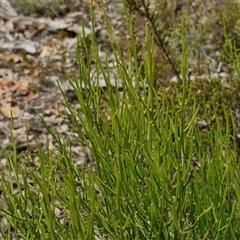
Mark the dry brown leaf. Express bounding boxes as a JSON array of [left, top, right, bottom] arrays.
[[66, 12, 82, 18], [3, 53, 22, 63], [0, 79, 14, 87], [0, 104, 20, 118], [9, 76, 33, 95], [38, 22, 47, 31], [39, 45, 52, 58], [18, 78, 31, 93], [24, 92, 38, 102], [22, 20, 34, 27]]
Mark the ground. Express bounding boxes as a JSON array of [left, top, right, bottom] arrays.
[[0, 0, 129, 165]]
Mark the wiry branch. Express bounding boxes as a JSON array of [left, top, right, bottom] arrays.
[[126, 0, 182, 82]]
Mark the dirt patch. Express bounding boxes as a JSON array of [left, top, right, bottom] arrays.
[[0, 0, 129, 164]]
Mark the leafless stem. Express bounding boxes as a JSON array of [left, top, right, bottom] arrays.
[[126, 0, 182, 82]]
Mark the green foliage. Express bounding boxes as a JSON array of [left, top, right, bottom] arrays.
[[1, 0, 240, 239], [9, 0, 77, 16]]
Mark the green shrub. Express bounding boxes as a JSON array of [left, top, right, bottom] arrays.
[[1, 1, 240, 239]]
